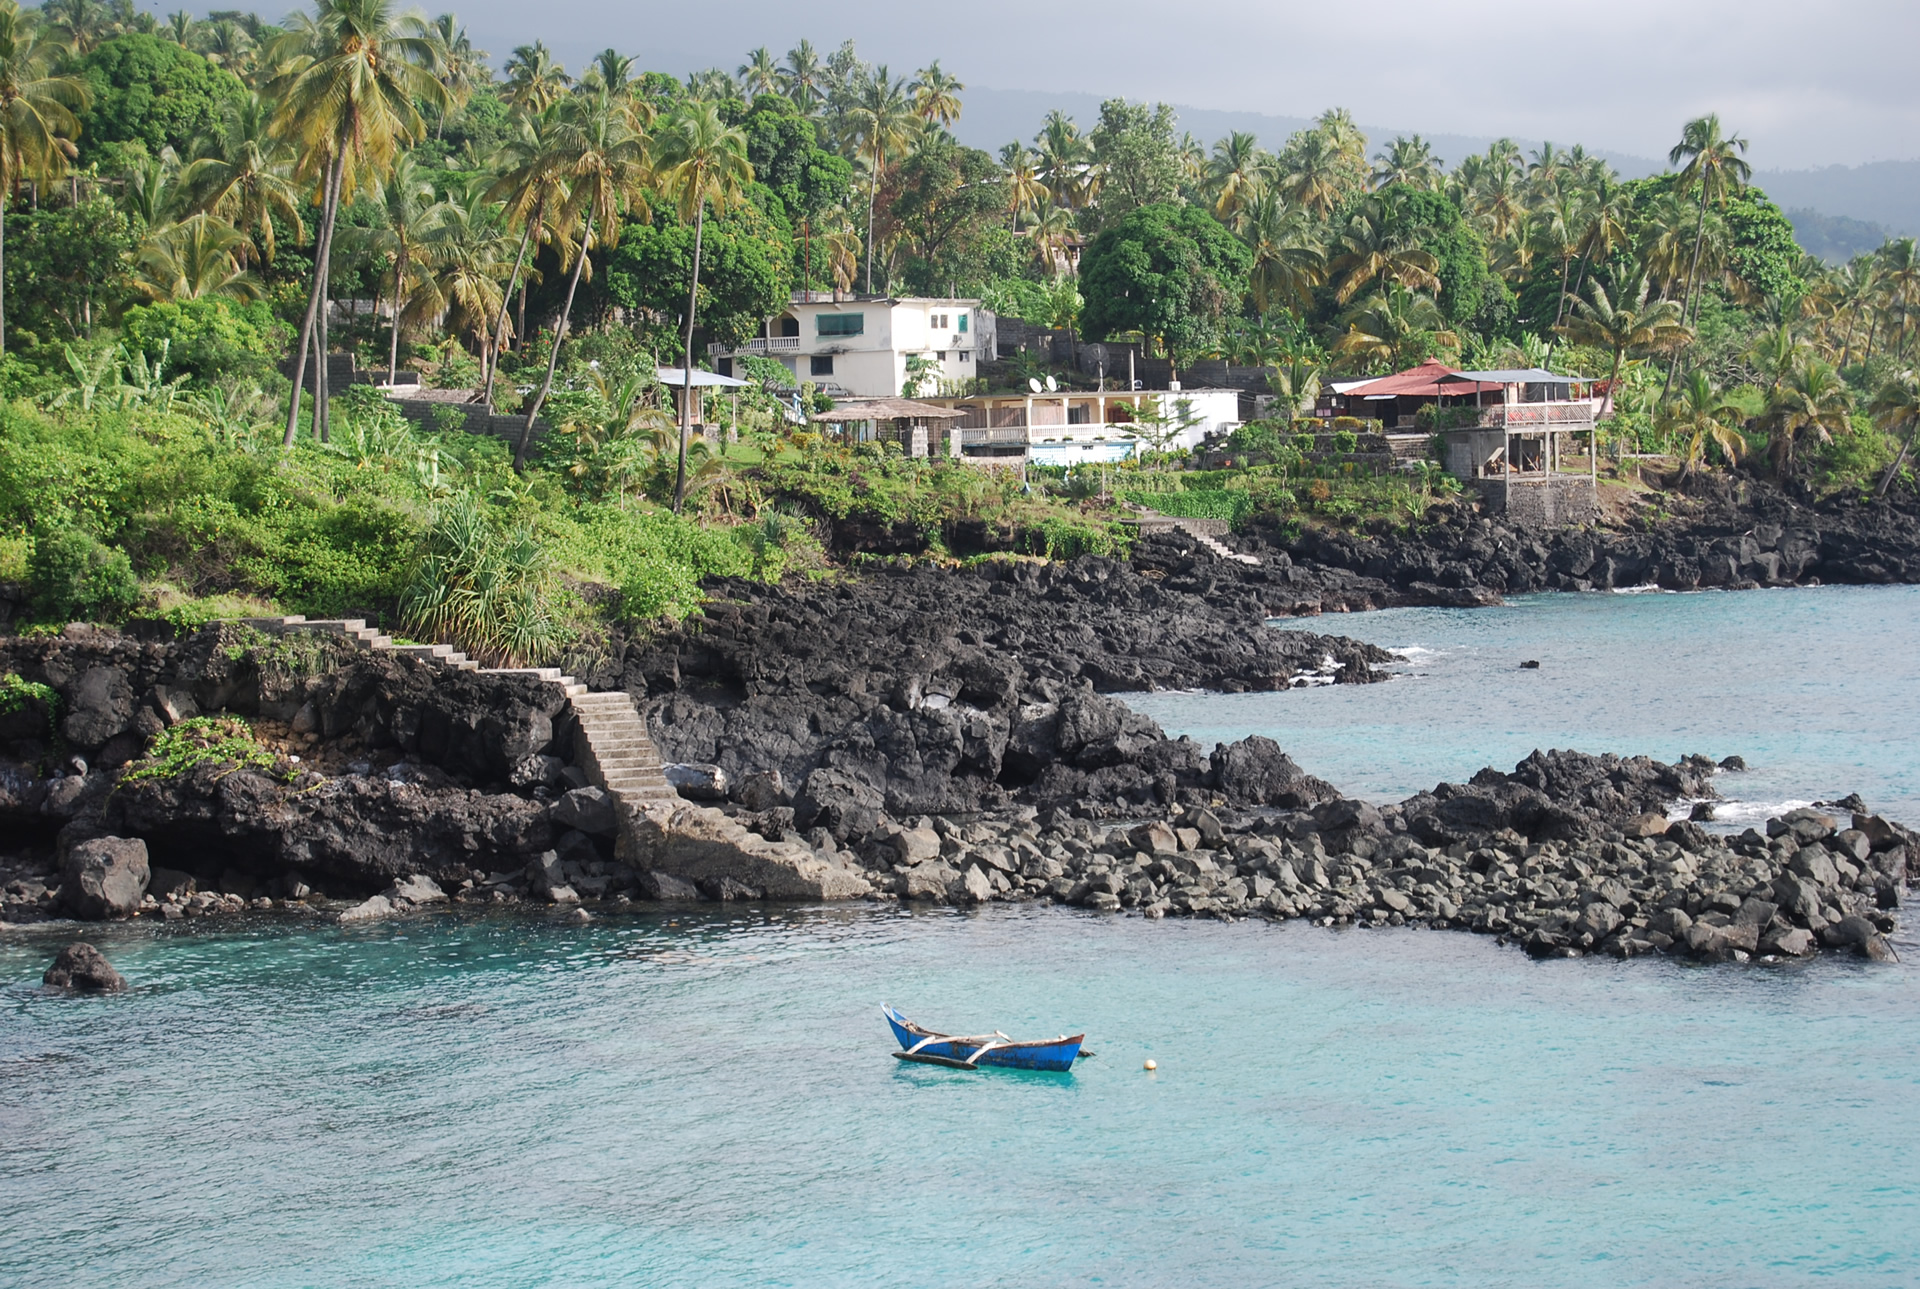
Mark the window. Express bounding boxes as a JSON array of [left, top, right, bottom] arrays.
[[957, 314, 968, 333], [959, 350, 970, 362], [935, 351, 946, 361], [810, 355, 834, 376], [817, 312, 864, 337], [778, 315, 799, 338], [931, 312, 947, 329]]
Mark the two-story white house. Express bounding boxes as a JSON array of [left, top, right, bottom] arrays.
[[709, 294, 996, 398]]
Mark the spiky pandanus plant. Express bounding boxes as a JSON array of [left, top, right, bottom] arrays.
[[398, 493, 565, 667]]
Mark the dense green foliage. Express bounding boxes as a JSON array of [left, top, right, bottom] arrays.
[[76, 34, 247, 165], [1080, 203, 1253, 364]]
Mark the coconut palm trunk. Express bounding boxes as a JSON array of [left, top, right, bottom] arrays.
[[283, 154, 346, 447], [387, 245, 407, 385], [672, 194, 708, 515], [482, 220, 534, 411], [517, 211, 592, 470], [1, 198, 8, 357]]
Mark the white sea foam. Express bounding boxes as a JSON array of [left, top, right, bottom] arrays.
[[1610, 583, 1669, 595]]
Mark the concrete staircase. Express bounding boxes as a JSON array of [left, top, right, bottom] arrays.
[[1173, 521, 1261, 566], [567, 690, 679, 809], [236, 614, 592, 694]]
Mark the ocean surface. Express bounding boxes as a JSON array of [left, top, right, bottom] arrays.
[[6, 584, 1920, 1286], [1131, 584, 1920, 829], [5, 907, 1919, 1288]]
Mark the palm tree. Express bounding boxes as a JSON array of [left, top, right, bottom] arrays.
[[1278, 129, 1348, 220], [1870, 369, 1920, 497], [845, 66, 914, 293], [1746, 322, 1807, 395], [130, 213, 262, 302], [417, 13, 487, 140], [179, 92, 306, 264], [1766, 358, 1852, 475], [652, 101, 751, 513], [123, 146, 182, 228], [737, 46, 780, 98], [161, 9, 192, 43], [684, 68, 734, 101], [1240, 191, 1323, 314], [193, 19, 255, 78], [781, 40, 823, 111], [1557, 274, 1692, 417], [1328, 197, 1439, 304], [481, 105, 567, 410], [358, 153, 435, 383], [1027, 203, 1073, 275], [911, 61, 963, 129], [268, 0, 446, 447], [1661, 369, 1748, 478], [1332, 285, 1457, 372], [1566, 180, 1629, 313], [42, 0, 108, 55], [998, 143, 1048, 230], [1877, 237, 1920, 362], [516, 84, 649, 468], [1669, 114, 1751, 330], [0, 1, 88, 356], [502, 42, 569, 115], [1371, 135, 1442, 191], [1205, 131, 1269, 222], [407, 183, 509, 365]]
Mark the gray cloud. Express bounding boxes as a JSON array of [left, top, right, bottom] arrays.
[[217, 0, 1919, 169]]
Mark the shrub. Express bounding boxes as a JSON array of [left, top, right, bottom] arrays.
[[121, 716, 283, 784], [121, 298, 292, 386], [1332, 429, 1359, 453], [399, 494, 566, 666], [28, 525, 139, 623]]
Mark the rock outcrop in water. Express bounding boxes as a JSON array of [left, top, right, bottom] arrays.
[[43, 942, 126, 991], [1131, 480, 1920, 615]]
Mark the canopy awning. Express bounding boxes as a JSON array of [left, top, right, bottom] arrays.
[[811, 398, 967, 422], [657, 367, 753, 388]]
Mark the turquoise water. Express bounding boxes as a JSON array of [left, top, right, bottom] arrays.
[[8, 585, 1920, 1285], [5, 907, 1919, 1287], [1131, 585, 1920, 828]]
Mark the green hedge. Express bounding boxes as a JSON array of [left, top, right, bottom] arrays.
[[1119, 488, 1253, 526]]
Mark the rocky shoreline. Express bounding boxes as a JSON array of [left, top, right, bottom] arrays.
[[1166, 477, 1920, 615], [0, 542, 1912, 966]]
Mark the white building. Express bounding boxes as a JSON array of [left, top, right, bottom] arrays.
[[710, 294, 996, 398]]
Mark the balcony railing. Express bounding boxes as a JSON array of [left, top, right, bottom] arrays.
[[707, 336, 802, 356], [1475, 401, 1596, 429]]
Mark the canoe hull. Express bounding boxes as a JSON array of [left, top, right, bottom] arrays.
[[884, 1006, 1083, 1072]]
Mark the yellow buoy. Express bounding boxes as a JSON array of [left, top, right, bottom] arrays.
[[1143, 1059, 1157, 1071]]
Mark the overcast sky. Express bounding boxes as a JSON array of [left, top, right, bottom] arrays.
[[377, 0, 1906, 171]]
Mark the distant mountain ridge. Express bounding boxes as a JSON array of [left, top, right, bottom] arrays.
[[952, 85, 1920, 240]]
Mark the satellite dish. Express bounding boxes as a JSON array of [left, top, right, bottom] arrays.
[[1028, 377, 1043, 393], [1044, 375, 1058, 392], [1080, 343, 1109, 375]]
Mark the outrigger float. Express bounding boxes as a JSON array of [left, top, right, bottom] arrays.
[[883, 1005, 1089, 1072]]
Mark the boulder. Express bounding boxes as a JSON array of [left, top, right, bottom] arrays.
[[386, 874, 446, 905], [732, 769, 790, 812], [1211, 736, 1334, 808], [892, 827, 942, 864], [509, 754, 564, 789], [903, 861, 960, 902], [1625, 813, 1671, 839], [961, 865, 993, 904], [61, 667, 134, 750], [1788, 846, 1839, 889], [550, 787, 618, 837], [792, 769, 885, 842], [636, 869, 699, 900], [620, 802, 872, 900], [337, 894, 394, 923], [60, 836, 149, 919], [1127, 821, 1179, 855], [664, 762, 730, 802], [544, 883, 580, 905], [1760, 927, 1817, 957], [42, 942, 126, 992]]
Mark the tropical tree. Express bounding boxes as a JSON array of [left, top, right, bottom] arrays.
[[1239, 191, 1323, 314], [268, 0, 447, 446], [1765, 357, 1851, 475], [0, 0, 89, 355], [1204, 130, 1268, 222], [129, 213, 262, 302], [1558, 274, 1692, 416], [179, 92, 306, 264], [651, 100, 752, 513], [480, 104, 566, 409], [844, 65, 913, 292], [1669, 113, 1751, 329], [910, 61, 962, 129], [407, 183, 509, 364], [737, 46, 780, 98], [501, 41, 568, 115], [780, 40, 823, 111], [1371, 135, 1442, 191], [360, 152, 435, 382], [1870, 368, 1920, 497], [1327, 197, 1440, 304], [517, 83, 649, 467], [998, 142, 1047, 229], [418, 13, 487, 140], [1331, 284, 1457, 372], [1660, 369, 1748, 477]]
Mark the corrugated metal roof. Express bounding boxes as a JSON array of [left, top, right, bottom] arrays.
[[1440, 368, 1580, 384], [658, 367, 753, 388]]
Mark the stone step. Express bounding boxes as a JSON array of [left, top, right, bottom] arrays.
[[389, 644, 455, 660]]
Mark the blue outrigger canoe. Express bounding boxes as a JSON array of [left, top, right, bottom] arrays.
[[884, 1004, 1087, 1072]]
